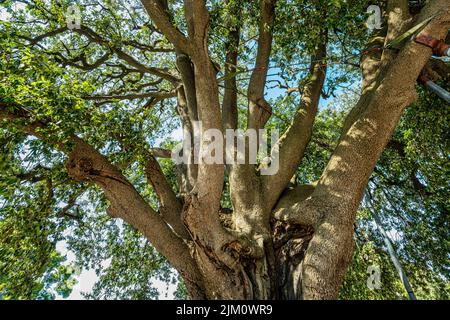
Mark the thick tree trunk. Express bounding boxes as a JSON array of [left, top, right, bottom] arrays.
[[187, 220, 315, 300], [186, 217, 324, 300]]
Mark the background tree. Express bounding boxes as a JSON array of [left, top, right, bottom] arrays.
[[0, 0, 448, 299]]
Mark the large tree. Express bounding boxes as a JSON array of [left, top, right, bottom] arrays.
[[0, 0, 449, 299]]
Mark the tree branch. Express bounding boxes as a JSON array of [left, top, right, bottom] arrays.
[[144, 153, 190, 239], [112, 48, 179, 83], [343, 0, 412, 134], [14, 165, 52, 183], [180, 0, 224, 207], [83, 90, 176, 101], [26, 24, 179, 83], [21, 26, 68, 44], [176, 54, 198, 121], [141, 0, 192, 54], [247, 0, 277, 131], [149, 147, 172, 158], [273, 184, 318, 226], [222, 0, 241, 130], [226, 1, 277, 225], [263, 35, 328, 211]]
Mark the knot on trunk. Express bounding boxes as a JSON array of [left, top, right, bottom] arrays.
[[222, 240, 252, 258], [67, 156, 95, 180], [222, 234, 266, 260]]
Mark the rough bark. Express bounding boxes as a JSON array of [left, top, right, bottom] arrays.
[[222, 0, 241, 131], [247, 0, 277, 132]]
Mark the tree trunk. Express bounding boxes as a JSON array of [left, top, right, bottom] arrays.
[[186, 217, 316, 300]]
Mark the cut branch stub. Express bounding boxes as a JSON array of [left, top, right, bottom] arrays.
[[66, 157, 94, 181]]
